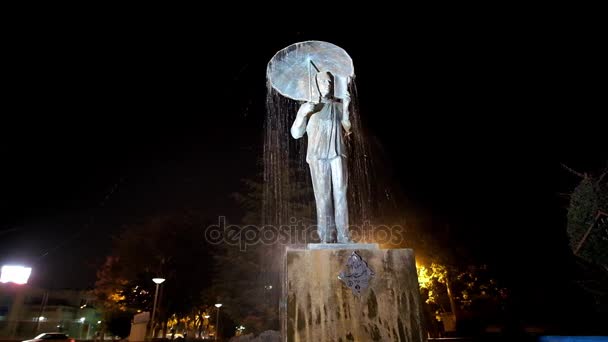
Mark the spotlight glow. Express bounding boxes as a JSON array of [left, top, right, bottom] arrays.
[[0, 265, 32, 285]]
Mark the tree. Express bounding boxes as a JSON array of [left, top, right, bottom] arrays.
[[417, 261, 509, 336], [204, 163, 324, 335], [564, 162, 608, 319], [164, 305, 215, 339], [566, 164, 608, 268], [95, 213, 214, 336]]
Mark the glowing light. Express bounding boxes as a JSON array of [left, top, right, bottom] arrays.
[[109, 292, 126, 302], [416, 265, 432, 288], [79, 317, 85, 323], [0, 265, 32, 284], [152, 278, 165, 284], [214, 303, 222, 308]]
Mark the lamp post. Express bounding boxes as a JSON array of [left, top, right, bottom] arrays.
[[2, 265, 32, 338], [151, 278, 166, 338], [214, 304, 222, 341], [202, 315, 210, 339]]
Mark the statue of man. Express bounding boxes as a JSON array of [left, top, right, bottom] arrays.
[[291, 71, 352, 243]]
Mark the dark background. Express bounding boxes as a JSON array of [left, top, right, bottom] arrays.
[[1, 20, 606, 332]]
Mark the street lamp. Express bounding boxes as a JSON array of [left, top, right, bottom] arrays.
[[1, 265, 32, 338], [202, 315, 210, 339], [79, 317, 86, 339], [214, 304, 222, 341], [0, 265, 32, 284], [151, 278, 165, 338]]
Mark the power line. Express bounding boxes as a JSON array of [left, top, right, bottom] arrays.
[[36, 177, 125, 260]]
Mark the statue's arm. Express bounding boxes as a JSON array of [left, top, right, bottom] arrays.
[[291, 102, 315, 139], [341, 94, 352, 135]]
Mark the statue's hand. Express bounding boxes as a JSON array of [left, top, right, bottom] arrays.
[[298, 102, 317, 118], [342, 119, 352, 135]]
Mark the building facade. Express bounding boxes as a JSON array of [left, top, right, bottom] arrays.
[[0, 283, 102, 340]]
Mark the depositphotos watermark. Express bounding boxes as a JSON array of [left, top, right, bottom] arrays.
[[204, 217, 407, 251]]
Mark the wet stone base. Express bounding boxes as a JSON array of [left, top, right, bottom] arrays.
[[282, 246, 426, 342]]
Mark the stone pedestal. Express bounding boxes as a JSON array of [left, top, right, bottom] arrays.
[[282, 245, 426, 342]]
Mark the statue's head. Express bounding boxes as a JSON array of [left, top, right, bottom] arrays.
[[315, 71, 334, 98]]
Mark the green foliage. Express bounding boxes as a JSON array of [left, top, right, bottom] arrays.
[[566, 164, 608, 317], [567, 168, 608, 267]]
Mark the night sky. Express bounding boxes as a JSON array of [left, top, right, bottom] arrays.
[[1, 22, 606, 329]]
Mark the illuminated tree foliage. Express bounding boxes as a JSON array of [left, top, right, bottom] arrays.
[[417, 263, 448, 311], [417, 262, 508, 331], [165, 306, 215, 338]]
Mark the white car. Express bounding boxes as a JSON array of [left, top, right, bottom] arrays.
[[23, 333, 75, 342]]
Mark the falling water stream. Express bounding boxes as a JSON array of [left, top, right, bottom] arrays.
[[250, 43, 409, 333], [263, 80, 377, 232]]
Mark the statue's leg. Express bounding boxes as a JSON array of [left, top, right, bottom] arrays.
[[331, 157, 351, 243], [309, 159, 334, 243]]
